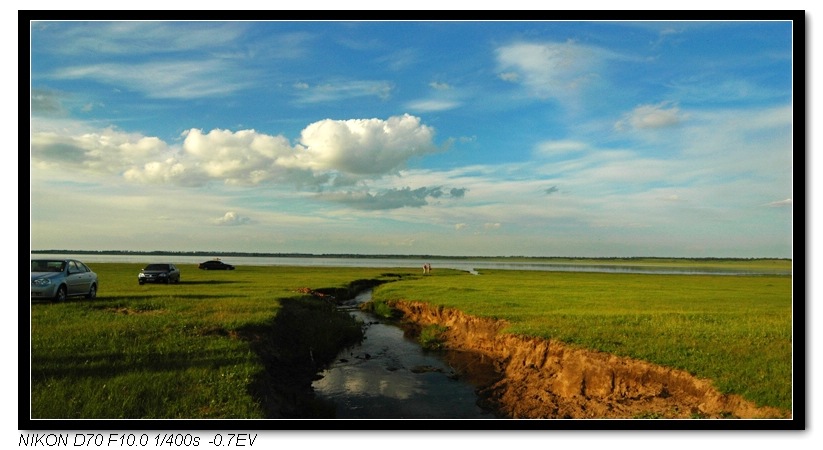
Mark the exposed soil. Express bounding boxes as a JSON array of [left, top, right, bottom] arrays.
[[390, 300, 791, 420]]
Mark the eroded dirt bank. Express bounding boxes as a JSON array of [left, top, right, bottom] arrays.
[[390, 300, 790, 419]]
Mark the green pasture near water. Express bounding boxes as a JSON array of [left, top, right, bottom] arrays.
[[446, 257, 791, 272], [373, 267, 794, 412], [29, 263, 402, 419], [29, 260, 794, 418]]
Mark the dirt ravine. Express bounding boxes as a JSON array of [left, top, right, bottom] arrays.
[[390, 300, 790, 419]]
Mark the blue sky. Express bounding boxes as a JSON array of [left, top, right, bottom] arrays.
[[28, 20, 795, 257]]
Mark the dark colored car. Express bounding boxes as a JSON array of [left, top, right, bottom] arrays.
[[138, 263, 181, 284], [31, 259, 98, 302], [198, 260, 235, 270]]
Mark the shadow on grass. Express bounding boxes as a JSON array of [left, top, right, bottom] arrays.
[[240, 286, 378, 419], [92, 293, 244, 302], [135, 280, 240, 286], [240, 296, 364, 418]]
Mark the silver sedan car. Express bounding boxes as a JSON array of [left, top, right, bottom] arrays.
[[31, 259, 98, 302]]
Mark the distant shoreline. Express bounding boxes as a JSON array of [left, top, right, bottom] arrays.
[[29, 249, 790, 262]]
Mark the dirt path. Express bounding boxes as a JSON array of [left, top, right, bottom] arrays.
[[391, 300, 790, 419]]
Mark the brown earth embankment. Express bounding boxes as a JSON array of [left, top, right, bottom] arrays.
[[390, 300, 790, 419]]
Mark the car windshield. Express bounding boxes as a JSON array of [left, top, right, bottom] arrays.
[[145, 264, 170, 271], [32, 260, 65, 272]]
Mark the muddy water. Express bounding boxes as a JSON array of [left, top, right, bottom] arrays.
[[312, 290, 498, 419]]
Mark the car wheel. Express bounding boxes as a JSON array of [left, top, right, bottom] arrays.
[[85, 284, 97, 300], [55, 285, 67, 302], [139, 281, 144, 285]]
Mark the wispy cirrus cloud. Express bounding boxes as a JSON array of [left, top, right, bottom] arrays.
[[292, 80, 394, 103], [406, 80, 462, 112], [614, 101, 686, 131], [33, 21, 249, 55], [765, 198, 792, 207], [534, 139, 589, 157], [495, 40, 621, 103], [52, 60, 253, 99], [406, 99, 460, 112]]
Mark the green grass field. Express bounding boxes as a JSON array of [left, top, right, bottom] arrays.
[[28, 260, 794, 418], [29, 263, 401, 419], [373, 267, 794, 411]]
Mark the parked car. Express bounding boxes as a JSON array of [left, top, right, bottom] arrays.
[[138, 263, 180, 284], [31, 259, 98, 302], [198, 259, 235, 270]]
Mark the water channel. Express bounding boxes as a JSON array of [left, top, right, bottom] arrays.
[[311, 289, 498, 419]]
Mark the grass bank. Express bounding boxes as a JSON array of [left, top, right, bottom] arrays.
[[373, 268, 794, 412], [29, 263, 405, 419]]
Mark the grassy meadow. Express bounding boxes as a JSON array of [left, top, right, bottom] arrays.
[[28, 259, 794, 418], [374, 265, 794, 412], [29, 263, 402, 419]]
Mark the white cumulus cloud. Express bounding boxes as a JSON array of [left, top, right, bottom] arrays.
[[214, 211, 251, 226], [31, 114, 440, 187], [31, 115, 450, 209], [294, 114, 438, 175]]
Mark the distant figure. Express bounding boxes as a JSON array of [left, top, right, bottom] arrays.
[[423, 263, 432, 274]]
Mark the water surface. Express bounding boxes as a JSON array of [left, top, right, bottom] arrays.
[[311, 290, 496, 419], [31, 254, 790, 276]]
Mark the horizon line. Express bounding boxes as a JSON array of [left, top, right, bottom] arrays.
[[29, 249, 792, 261]]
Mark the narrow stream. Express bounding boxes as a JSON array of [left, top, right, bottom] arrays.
[[312, 289, 497, 419]]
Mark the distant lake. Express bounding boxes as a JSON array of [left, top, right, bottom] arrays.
[[31, 253, 791, 276]]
